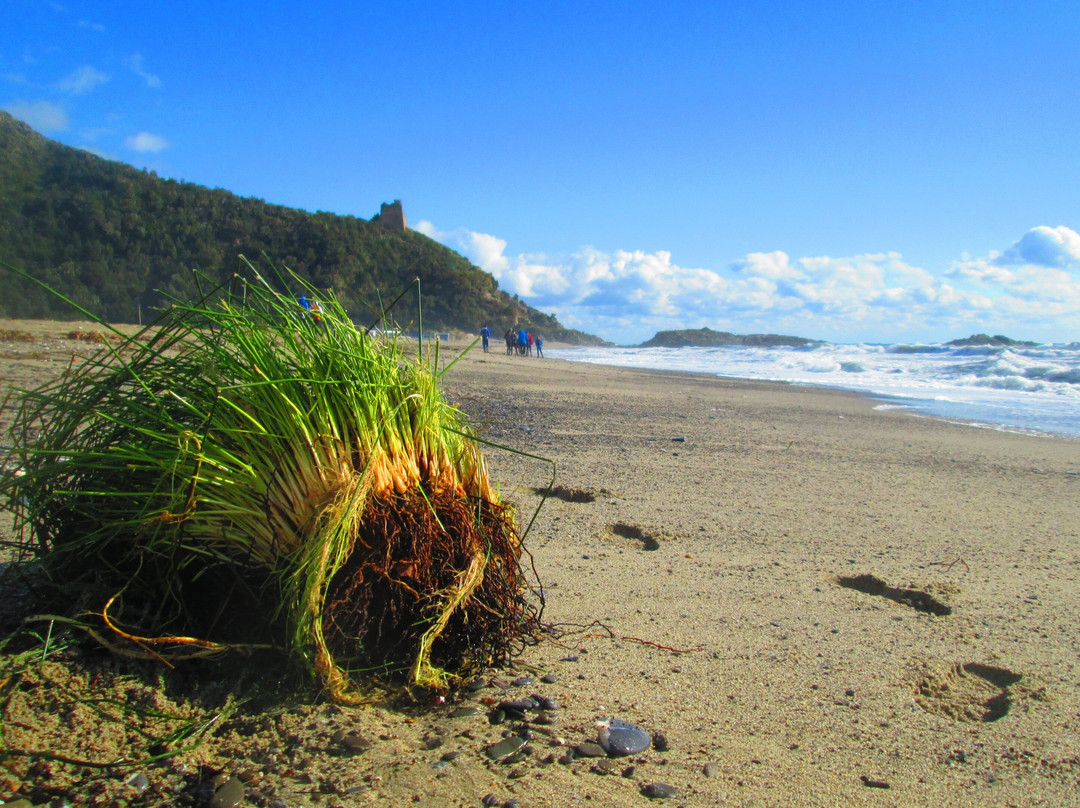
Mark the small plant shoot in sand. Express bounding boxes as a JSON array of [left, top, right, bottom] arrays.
[[1, 259, 542, 702]]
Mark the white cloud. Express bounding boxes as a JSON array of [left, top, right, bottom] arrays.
[[57, 65, 109, 94], [124, 131, 169, 152], [995, 225, 1080, 268], [78, 20, 106, 33], [732, 250, 800, 280], [420, 222, 1080, 344], [3, 100, 68, 131], [126, 53, 161, 88]]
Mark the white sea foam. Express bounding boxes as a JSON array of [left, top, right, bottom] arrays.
[[547, 341, 1080, 438]]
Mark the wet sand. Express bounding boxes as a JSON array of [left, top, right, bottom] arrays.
[[2, 323, 1079, 807]]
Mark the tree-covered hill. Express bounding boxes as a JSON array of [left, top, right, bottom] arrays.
[[639, 327, 815, 348], [0, 112, 602, 343]]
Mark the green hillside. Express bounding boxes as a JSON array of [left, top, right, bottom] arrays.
[[0, 112, 601, 343], [640, 327, 815, 348]]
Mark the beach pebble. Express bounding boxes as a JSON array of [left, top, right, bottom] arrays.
[[337, 731, 373, 753], [500, 697, 539, 713], [448, 706, 480, 718], [574, 742, 608, 758], [641, 782, 679, 799], [591, 759, 620, 775], [597, 718, 652, 756], [541, 673, 558, 684], [531, 694, 559, 710], [125, 771, 150, 793], [511, 676, 535, 687], [485, 736, 526, 761], [702, 761, 720, 778], [209, 776, 245, 808]]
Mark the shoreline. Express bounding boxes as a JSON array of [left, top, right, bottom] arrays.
[[543, 345, 1080, 442], [2, 323, 1079, 806]]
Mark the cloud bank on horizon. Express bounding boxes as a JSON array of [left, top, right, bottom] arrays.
[[415, 222, 1080, 345]]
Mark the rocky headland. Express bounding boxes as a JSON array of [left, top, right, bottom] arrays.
[[638, 327, 815, 348]]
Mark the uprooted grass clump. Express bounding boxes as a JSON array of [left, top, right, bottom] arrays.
[[0, 263, 542, 702]]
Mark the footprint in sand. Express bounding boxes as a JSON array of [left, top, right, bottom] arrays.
[[533, 484, 612, 503], [913, 660, 1030, 722], [609, 522, 662, 551], [837, 573, 953, 616]]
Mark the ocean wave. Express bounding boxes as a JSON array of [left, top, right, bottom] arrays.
[[550, 340, 1080, 436]]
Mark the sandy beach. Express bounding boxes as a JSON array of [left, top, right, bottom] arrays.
[[2, 323, 1079, 807]]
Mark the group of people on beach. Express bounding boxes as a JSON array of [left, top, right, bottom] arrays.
[[298, 294, 322, 322], [479, 326, 543, 357]]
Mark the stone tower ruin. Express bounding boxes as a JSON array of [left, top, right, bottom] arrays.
[[372, 200, 407, 232]]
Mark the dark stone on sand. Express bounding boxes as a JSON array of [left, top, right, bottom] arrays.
[[209, 776, 245, 808], [531, 694, 559, 710], [338, 731, 373, 753], [641, 782, 679, 799], [485, 735, 526, 761], [574, 742, 608, 758], [541, 673, 558, 683], [511, 676, 535, 687], [597, 718, 651, 756], [499, 697, 539, 713], [449, 706, 480, 718], [465, 678, 487, 691], [861, 775, 891, 788], [591, 759, 620, 775], [561, 655, 580, 662]]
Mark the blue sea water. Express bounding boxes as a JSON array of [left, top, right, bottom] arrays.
[[547, 341, 1080, 439]]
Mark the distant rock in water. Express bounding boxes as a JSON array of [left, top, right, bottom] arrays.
[[639, 327, 815, 348], [946, 333, 1038, 348]]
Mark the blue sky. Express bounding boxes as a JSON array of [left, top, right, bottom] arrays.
[[4, 0, 1079, 344]]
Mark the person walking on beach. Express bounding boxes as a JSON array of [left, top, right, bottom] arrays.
[[505, 329, 515, 355], [480, 325, 491, 353], [535, 336, 544, 357], [516, 328, 529, 356]]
